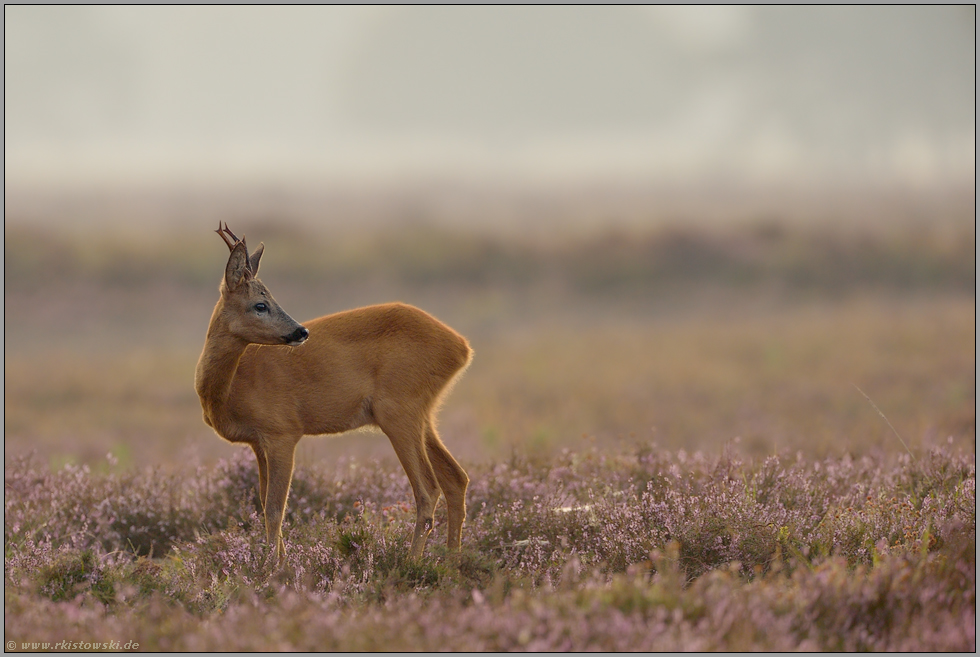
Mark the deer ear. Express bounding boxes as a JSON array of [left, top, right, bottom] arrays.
[[248, 242, 264, 276], [224, 241, 251, 290]]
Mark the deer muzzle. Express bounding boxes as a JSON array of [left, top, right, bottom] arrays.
[[284, 326, 309, 346]]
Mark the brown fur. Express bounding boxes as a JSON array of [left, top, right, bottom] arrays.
[[195, 227, 471, 562]]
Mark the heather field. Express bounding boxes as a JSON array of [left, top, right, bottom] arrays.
[[4, 446, 976, 650], [4, 213, 976, 651]]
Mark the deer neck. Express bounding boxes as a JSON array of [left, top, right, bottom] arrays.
[[194, 303, 248, 424]]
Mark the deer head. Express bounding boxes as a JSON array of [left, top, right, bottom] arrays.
[[214, 222, 309, 347]]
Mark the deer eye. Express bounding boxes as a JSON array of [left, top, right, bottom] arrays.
[[254, 302, 269, 313]]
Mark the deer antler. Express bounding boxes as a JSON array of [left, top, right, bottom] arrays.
[[215, 222, 248, 257]]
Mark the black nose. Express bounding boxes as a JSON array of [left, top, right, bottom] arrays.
[[287, 327, 309, 344]]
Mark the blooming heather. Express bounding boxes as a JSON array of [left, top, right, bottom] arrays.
[[5, 445, 975, 651]]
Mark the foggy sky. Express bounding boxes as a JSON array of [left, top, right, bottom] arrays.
[[4, 6, 975, 189]]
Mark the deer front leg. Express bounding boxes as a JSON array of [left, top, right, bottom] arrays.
[[250, 443, 269, 516], [262, 438, 298, 565]]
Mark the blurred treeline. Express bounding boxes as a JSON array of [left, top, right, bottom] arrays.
[[5, 219, 975, 296]]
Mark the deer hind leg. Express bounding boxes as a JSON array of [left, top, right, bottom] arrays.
[[375, 403, 441, 558], [262, 438, 298, 565], [250, 443, 269, 516], [425, 420, 468, 550]]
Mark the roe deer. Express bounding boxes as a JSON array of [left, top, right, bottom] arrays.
[[195, 223, 472, 563]]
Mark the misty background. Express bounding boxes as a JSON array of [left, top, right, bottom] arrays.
[[5, 6, 975, 213], [3, 6, 976, 469]]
